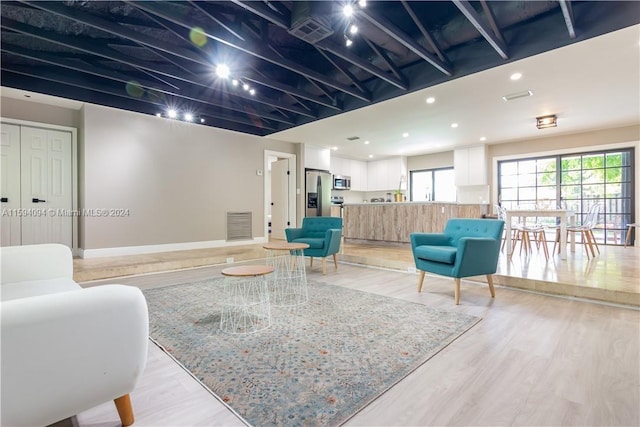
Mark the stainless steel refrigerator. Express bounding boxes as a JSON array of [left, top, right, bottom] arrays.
[[305, 169, 332, 217]]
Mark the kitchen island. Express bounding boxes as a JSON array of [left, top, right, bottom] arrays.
[[343, 202, 490, 244]]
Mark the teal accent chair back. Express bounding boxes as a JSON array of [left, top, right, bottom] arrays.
[[410, 218, 504, 304], [285, 217, 343, 274]]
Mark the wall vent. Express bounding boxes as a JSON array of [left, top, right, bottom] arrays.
[[226, 212, 252, 241]]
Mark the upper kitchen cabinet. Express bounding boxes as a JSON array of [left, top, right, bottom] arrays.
[[454, 146, 487, 186], [350, 159, 367, 191], [305, 145, 330, 171], [330, 155, 367, 191], [331, 156, 349, 176], [367, 157, 407, 191]]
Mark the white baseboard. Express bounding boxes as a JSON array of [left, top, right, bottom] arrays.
[[78, 237, 268, 259]]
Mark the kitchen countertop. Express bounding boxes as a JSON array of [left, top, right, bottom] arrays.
[[344, 201, 490, 206]]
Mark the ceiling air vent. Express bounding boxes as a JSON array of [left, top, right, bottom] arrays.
[[288, 1, 334, 44], [502, 90, 533, 101], [346, 136, 360, 141]]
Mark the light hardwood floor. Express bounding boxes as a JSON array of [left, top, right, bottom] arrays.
[[70, 257, 639, 427]]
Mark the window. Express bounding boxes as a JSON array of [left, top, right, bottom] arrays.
[[410, 168, 456, 202], [498, 148, 635, 245]]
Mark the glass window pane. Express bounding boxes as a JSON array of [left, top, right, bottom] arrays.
[[411, 170, 432, 202], [537, 186, 556, 201], [583, 154, 604, 169], [537, 172, 556, 186], [500, 188, 517, 201], [605, 152, 623, 167], [536, 158, 556, 171], [518, 173, 536, 186], [501, 162, 518, 176], [605, 183, 622, 198], [582, 169, 604, 184], [518, 160, 536, 174], [561, 185, 581, 199], [583, 184, 604, 198], [518, 187, 536, 200], [561, 170, 581, 184], [561, 156, 581, 171], [605, 167, 623, 183]]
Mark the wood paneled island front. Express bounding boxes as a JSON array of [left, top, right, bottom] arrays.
[[343, 202, 490, 243]]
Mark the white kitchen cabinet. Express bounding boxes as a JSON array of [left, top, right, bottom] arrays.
[[331, 156, 350, 177], [350, 159, 367, 191], [454, 145, 487, 186], [305, 145, 330, 171], [367, 157, 406, 191]]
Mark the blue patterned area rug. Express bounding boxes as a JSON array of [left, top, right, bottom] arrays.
[[143, 278, 480, 426]]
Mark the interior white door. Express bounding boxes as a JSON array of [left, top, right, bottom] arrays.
[[270, 158, 290, 240], [20, 126, 72, 247], [1, 123, 22, 247]]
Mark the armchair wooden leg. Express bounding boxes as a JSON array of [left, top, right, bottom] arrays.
[[322, 257, 327, 275], [454, 278, 461, 305], [417, 270, 425, 292], [333, 254, 338, 270], [114, 394, 134, 427], [486, 275, 496, 298], [310, 257, 314, 268]]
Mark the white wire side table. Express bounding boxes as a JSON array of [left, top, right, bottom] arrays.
[[263, 242, 309, 307], [220, 265, 273, 334]]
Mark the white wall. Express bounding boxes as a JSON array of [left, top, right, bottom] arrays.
[[80, 103, 296, 250], [1, 95, 297, 253]]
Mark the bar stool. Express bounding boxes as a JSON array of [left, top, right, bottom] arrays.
[[625, 223, 637, 247], [263, 242, 309, 307], [220, 265, 273, 334]]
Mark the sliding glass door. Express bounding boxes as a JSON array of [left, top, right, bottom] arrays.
[[498, 148, 634, 245]]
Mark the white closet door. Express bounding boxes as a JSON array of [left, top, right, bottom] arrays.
[[20, 126, 72, 247], [1, 123, 22, 246]]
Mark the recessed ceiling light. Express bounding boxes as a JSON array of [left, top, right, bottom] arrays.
[[349, 24, 358, 35], [426, 96, 435, 104], [200, 118, 205, 123], [343, 4, 354, 17], [358, 0, 367, 7], [249, 88, 256, 95], [451, 123, 459, 128], [156, 113, 161, 117], [480, 136, 487, 141], [364, 140, 370, 144], [332, 146, 338, 150], [510, 72, 522, 81], [167, 109, 177, 119], [402, 132, 409, 138], [184, 113, 193, 121], [231, 79, 239, 86], [368, 154, 373, 158]]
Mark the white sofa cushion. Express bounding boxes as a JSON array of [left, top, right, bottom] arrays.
[[1, 278, 80, 302]]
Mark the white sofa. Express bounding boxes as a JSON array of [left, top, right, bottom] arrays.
[[1, 244, 149, 426]]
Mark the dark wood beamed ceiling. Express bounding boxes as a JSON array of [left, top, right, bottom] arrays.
[[1, 1, 638, 136]]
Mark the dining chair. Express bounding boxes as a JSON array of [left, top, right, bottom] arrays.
[[499, 205, 549, 260], [554, 204, 602, 258]]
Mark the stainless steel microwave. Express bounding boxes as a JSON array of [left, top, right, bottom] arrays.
[[333, 175, 351, 190]]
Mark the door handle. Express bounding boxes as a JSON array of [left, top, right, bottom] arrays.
[[1, 197, 7, 203], [32, 198, 46, 203]]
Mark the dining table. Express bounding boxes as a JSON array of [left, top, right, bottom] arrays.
[[504, 208, 576, 260]]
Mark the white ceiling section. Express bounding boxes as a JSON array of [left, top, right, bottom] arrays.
[[269, 24, 640, 161]]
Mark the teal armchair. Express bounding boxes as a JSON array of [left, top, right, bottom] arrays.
[[410, 218, 504, 304], [285, 217, 342, 274]]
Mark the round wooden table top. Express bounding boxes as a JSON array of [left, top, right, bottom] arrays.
[[221, 265, 274, 277], [263, 242, 310, 251]]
